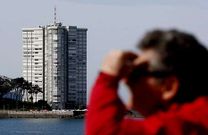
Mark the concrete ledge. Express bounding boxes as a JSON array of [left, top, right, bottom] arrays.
[[0, 110, 75, 118]]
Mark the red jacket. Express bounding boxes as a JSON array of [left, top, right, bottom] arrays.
[[86, 72, 208, 135]]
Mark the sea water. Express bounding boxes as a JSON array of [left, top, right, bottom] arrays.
[[0, 118, 84, 135]]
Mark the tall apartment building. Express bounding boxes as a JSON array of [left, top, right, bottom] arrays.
[[22, 23, 87, 109], [67, 26, 87, 109], [22, 27, 44, 102], [44, 23, 68, 109]]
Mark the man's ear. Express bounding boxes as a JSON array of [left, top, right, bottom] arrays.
[[161, 76, 179, 102]]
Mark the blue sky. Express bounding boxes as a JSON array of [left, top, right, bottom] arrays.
[[0, 0, 208, 103]]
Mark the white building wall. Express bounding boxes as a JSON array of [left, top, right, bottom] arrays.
[[22, 28, 44, 102]]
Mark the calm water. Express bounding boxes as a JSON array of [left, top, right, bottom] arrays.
[[0, 119, 84, 135]]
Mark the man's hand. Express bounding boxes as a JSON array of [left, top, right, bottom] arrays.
[[101, 50, 138, 79]]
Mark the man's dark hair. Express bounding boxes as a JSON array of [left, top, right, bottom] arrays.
[[138, 29, 208, 103]]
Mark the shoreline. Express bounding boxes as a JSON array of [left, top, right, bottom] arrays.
[[0, 110, 85, 119]]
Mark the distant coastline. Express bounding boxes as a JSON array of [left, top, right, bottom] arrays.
[[0, 110, 85, 119]]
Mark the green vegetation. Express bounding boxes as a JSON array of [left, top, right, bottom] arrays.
[[0, 76, 13, 98], [0, 99, 51, 111], [0, 76, 51, 111]]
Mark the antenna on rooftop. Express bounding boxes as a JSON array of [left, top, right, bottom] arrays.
[[54, 6, 57, 24]]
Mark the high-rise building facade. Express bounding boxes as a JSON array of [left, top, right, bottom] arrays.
[[67, 26, 87, 109], [22, 27, 44, 102], [44, 23, 68, 109], [22, 23, 87, 109]]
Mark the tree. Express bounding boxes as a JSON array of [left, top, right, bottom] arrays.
[[33, 84, 43, 102], [12, 77, 24, 101], [27, 82, 34, 103], [0, 82, 12, 98], [21, 80, 31, 102], [1, 76, 43, 103], [0, 76, 13, 98]]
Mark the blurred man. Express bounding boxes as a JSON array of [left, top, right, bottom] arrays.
[[86, 30, 208, 135]]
